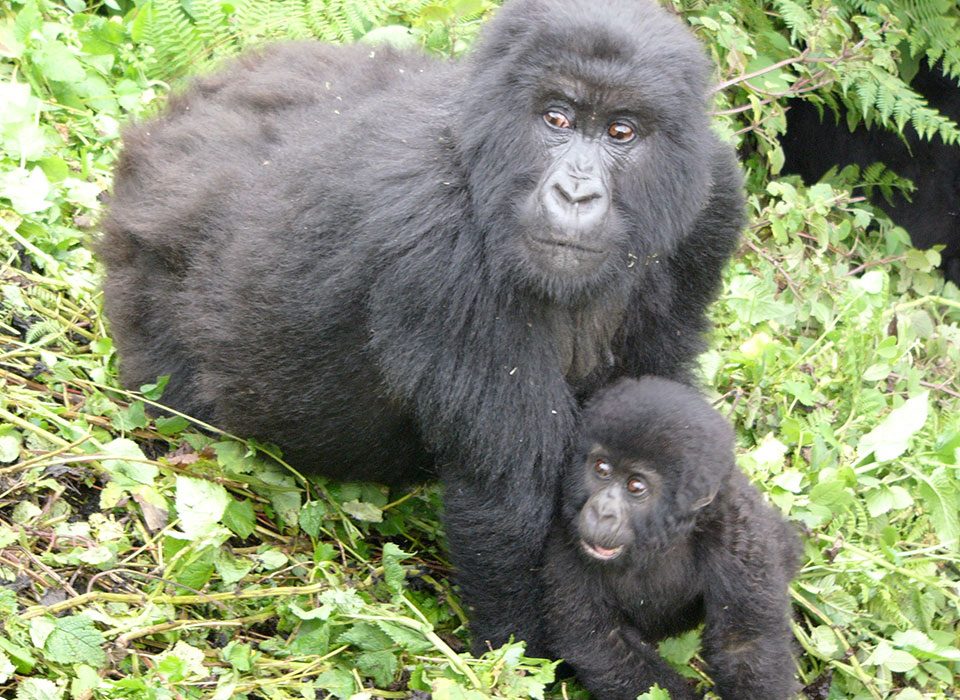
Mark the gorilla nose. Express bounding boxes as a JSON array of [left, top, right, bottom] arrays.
[[553, 180, 603, 206], [544, 173, 608, 229], [580, 493, 626, 543]]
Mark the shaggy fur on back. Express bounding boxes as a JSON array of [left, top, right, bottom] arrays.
[[99, 0, 745, 654]]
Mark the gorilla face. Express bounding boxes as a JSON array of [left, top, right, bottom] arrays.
[[575, 446, 664, 562], [564, 377, 738, 564], [515, 88, 642, 279], [456, 0, 716, 302]]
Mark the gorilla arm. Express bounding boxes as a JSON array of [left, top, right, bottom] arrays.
[[698, 480, 799, 700], [368, 225, 579, 656], [540, 533, 698, 700]]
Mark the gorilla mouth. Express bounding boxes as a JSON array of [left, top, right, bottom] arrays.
[[529, 236, 606, 256], [581, 539, 625, 561]]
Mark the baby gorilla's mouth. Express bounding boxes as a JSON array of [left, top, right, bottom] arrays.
[[580, 539, 625, 561]]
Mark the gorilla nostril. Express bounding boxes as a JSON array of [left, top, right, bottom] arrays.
[[553, 181, 602, 207], [553, 182, 574, 204]]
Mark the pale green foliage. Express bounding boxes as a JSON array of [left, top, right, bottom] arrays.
[[1, 1, 959, 699]]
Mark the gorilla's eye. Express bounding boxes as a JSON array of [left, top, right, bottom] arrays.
[[607, 121, 636, 143], [626, 477, 648, 496], [593, 459, 613, 478], [544, 110, 573, 130]]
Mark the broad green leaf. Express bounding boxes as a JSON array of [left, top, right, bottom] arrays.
[[382, 542, 412, 594], [14, 678, 63, 700], [156, 641, 207, 681], [34, 42, 86, 83], [343, 499, 383, 522], [0, 430, 21, 463], [299, 500, 327, 537], [915, 467, 960, 547], [857, 392, 929, 462], [0, 166, 51, 214], [175, 475, 230, 538], [357, 650, 398, 687], [432, 678, 489, 700], [376, 621, 433, 654], [0, 650, 13, 684], [43, 615, 106, 667], [99, 438, 157, 490], [338, 623, 394, 652], [315, 668, 355, 699], [223, 498, 256, 538]]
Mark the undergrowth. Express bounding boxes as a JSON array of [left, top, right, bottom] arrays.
[[0, 1, 958, 699]]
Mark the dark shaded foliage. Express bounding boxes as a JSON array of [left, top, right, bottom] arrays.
[[98, 0, 744, 653], [542, 377, 800, 699]]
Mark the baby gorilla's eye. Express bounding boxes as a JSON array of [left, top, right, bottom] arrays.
[[594, 459, 613, 478], [626, 477, 648, 496], [544, 110, 573, 130]]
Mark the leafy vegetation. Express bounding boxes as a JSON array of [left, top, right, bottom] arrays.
[[1, 0, 958, 698]]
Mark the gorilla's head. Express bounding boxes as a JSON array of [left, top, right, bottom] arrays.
[[561, 377, 734, 564], [456, 0, 716, 302]]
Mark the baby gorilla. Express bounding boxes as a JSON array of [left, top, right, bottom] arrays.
[[542, 378, 800, 700]]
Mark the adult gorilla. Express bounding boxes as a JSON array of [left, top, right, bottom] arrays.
[[100, 0, 744, 654], [782, 64, 960, 284]]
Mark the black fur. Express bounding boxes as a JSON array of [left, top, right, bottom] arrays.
[[542, 377, 800, 699], [98, 0, 744, 654], [781, 64, 960, 285]]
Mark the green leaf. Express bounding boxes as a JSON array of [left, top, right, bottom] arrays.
[[357, 649, 398, 687], [99, 438, 157, 491], [382, 542, 412, 594], [658, 629, 700, 667], [155, 415, 190, 435], [43, 615, 106, 667], [0, 166, 51, 214], [222, 641, 256, 672], [13, 0, 42, 43], [0, 429, 21, 463], [0, 636, 36, 673], [289, 619, 331, 656], [214, 549, 253, 586], [636, 686, 673, 700], [376, 621, 434, 654], [315, 668, 355, 699], [14, 678, 63, 700], [338, 622, 394, 652], [432, 679, 491, 700], [174, 548, 215, 589], [175, 475, 230, 538], [361, 25, 416, 49], [299, 500, 327, 537], [113, 400, 148, 431], [139, 375, 170, 400], [0, 650, 13, 684], [915, 467, 960, 547], [343, 499, 383, 522], [156, 641, 207, 681], [857, 392, 929, 462], [256, 548, 287, 570], [223, 498, 256, 538], [809, 478, 853, 508], [34, 42, 86, 83]]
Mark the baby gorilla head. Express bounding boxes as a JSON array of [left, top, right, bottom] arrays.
[[570, 376, 736, 563]]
